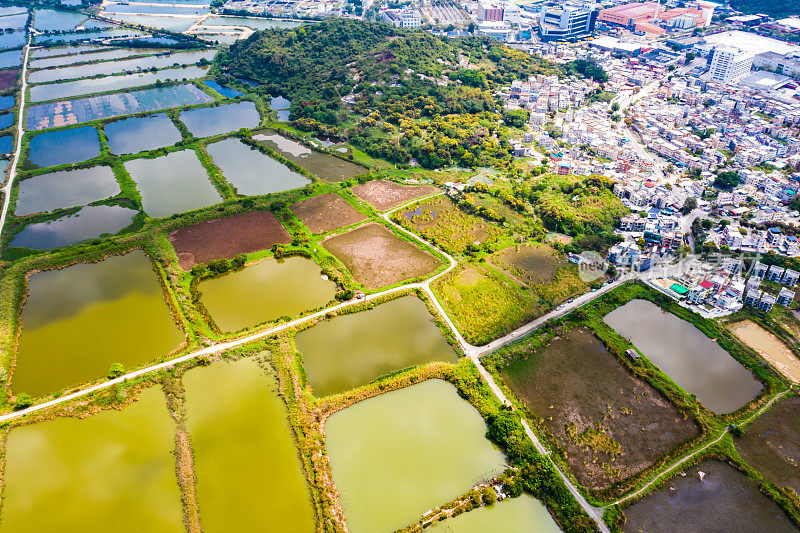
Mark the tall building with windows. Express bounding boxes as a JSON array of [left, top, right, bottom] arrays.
[[709, 46, 753, 83], [478, 0, 505, 22], [538, 4, 598, 41]]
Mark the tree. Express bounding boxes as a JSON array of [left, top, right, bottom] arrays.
[[108, 362, 125, 379], [714, 170, 740, 190], [13, 393, 32, 411], [503, 109, 529, 128], [789, 194, 800, 212], [611, 102, 619, 112], [701, 219, 713, 230], [680, 197, 697, 215], [481, 486, 497, 505]]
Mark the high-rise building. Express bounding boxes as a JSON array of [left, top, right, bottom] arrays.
[[709, 46, 753, 83], [538, 4, 598, 41], [477, 0, 504, 22]]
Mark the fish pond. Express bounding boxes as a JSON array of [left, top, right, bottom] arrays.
[[30, 65, 209, 102], [10, 204, 137, 250], [0, 387, 183, 532], [26, 126, 100, 167], [29, 47, 161, 69], [201, 16, 304, 30], [728, 320, 800, 383], [179, 101, 261, 137], [253, 131, 367, 182], [32, 9, 87, 31], [604, 299, 762, 413], [106, 14, 201, 31], [27, 83, 213, 130], [501, 327, 699, 490], [325, 379, 506, 533], [13, 251, 183, 397], [124, 150, 221, 218], [622, 460, 797, 533], [15, 166, 120, 216], [429, 495, 561, 533], [295, 295, 457, 396], [28, 49, 215, 83], [198, 257, 336, 332], [203, 80, 243, 98], [105, 113, 183, 155], [183, 357, 315, 532], [205, 138, 309, 196]]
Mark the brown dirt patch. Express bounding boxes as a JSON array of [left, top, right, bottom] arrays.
[[169, 211, 291, 270], [351, 180, 438, 211], [490, 244, 557, 286], [501, 327, 700, 492], [735, 394, 800, 494], [322, 222, 440, 289], [290, 193, 366, 234]]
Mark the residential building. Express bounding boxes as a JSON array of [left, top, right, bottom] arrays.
[[539, 4, 598, 42], [766, 264, 785, 282], [784, 268, 799, 286], [744, 288, 762, 306], [777, 287, 795, 306], [709, 46, 754, 84], [381, 7, 423, 28], [758, 292, 776, 312], [766, 227, 783, 247], [751, 262, 768, 279]]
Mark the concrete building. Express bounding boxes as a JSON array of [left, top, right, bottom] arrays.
[[598, 2, 660, 27], [478, 0, 504, 22], [538, 4, 597, 42], [709, 46, 754, 84], [766, 264, 785, 283], [381, 6, 422, 28], [777, 287, 795, 306], [758, 292, 776, 312], [784, 268, 799, 286], [744, 288, 762, 306]]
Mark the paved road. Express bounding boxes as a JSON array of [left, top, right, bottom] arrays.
[[0, 34, 29, 241]]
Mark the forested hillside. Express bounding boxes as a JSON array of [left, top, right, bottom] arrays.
[[729, 0, 797, 18], [219, 19, 567, 168]]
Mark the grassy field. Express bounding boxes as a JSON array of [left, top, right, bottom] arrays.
[[393, 196, 505, 256], [432, 263, 538, 345]]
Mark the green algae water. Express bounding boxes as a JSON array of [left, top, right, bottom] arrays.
[[295, 295, 457, 396], [325, 379, 506, 533], [14, 251, 183, 397], [0, 387, 183, 532], [429, 495, 561, 532], [198, 257, 335, 332], [183, 357, 315, 532]]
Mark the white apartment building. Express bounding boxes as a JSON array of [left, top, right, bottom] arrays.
[[709, 46, 754, 84], [538, 4, 597, 42]]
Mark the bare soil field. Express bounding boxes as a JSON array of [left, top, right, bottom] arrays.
[[322, 223, 440, 289], [735, 394, 800, 494], [289, 193, 365, 234], [501, 327, 699, 491], [622, 460, 797, 533], [352, 180, 438, 211], [170, 211, 291, 270]]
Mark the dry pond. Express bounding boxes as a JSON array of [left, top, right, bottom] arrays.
[[351, 179, 438, 211], [289, 193, 365, 234]]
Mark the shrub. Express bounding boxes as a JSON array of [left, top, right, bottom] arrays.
[[107, 362, 125, 379], [13, 393, 32, 411]]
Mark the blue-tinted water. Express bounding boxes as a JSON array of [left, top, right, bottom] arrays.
[[0, 31, 25, 49], [0, 13, 27, 30], [179, 101, 260, 138], [271, 95, 290, 110], [0, 49, 20, 68], [10, 205, 137, 249], [33, 9, 87, 32], [0, 112, 14, 129], [0, 135, 12, 154], [27, 127, 100, 167], [0, 95, 13, 111], [15, 166, 121, 216], [204, 80, 243, 99], [105, 114, 183, 155]]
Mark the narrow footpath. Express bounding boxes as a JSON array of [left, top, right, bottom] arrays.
[[0, 34, 30, 239]]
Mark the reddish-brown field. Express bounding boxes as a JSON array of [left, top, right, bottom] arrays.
[[322, 222, 440, 289], [169, 211, 291, 269], [289, 193, 366, 234], [351, 180, 438, 211]]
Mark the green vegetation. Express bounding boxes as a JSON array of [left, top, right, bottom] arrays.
[[220, 19, 570, 169], [730, 0, 798, 18]]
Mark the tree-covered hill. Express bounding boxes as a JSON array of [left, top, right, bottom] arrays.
[[218, 19, 567, 168], [729, 0, 798, 19]]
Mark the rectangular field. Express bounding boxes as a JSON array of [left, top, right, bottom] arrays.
[[26, 84, 213, 130]]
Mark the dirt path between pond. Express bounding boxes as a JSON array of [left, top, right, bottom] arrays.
[[609, 389, 793, 508], [0, 34, 30, 243], [0, 192, 621, 531]]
